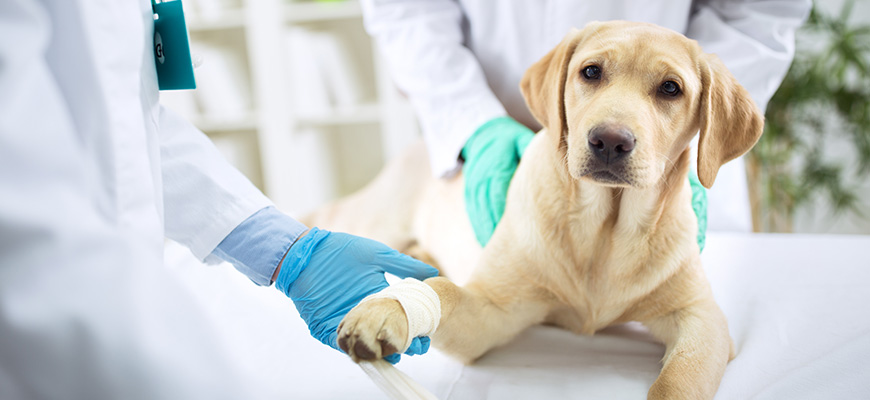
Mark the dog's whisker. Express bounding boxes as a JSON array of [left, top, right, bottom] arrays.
[[653, 151, 682, 191], [656, 151, 678, 169]]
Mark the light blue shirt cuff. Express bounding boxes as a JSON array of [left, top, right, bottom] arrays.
[[210, 206, 308, 286]]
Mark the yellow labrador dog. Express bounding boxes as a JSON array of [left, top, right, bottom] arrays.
[[309, 21, 763, 399]]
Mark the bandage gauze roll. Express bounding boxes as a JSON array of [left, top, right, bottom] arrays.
[[360, 278, 442, 352]]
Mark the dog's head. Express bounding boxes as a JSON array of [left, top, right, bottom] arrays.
[[520, 21, 763, 189]]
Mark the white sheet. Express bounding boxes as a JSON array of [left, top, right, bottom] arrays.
[[163, 232, 870, 399]]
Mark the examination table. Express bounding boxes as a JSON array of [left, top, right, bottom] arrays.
[[163, 232, 870, 399]]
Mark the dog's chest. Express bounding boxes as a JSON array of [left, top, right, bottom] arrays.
[[524, 176, 694, 333], [549, 249, 650, 333], [541, 210, 669, 334]]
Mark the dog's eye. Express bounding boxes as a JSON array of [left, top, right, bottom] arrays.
[[582, 65, 602, 80], [659, 81, 681, 96]]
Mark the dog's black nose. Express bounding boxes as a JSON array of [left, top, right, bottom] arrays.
[[588, 125, 636, 163]]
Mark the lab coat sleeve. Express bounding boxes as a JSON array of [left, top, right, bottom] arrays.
[[685, 0, 810, 231], [0, 1, 251, 397], [212, 206, 308, 286], [687, 0, 811, 113], [157, 105, 273, 260], [361, 0, 508, 177]]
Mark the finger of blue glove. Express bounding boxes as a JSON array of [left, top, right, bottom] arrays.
[[384, 353, 401, 364], [303, 312, 348, 352], [378, 250, 439, 280], [382, 336, 430, 364], [322, 327, 341, 352], [404, 336, 430, 356]]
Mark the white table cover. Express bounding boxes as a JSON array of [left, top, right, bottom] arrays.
[[163, 232, 870, 399]]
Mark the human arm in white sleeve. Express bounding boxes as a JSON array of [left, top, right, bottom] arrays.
[[687, 0, 811, 111], [0, 1, 251, 397], [685, 0, 810, 232], [157, 105, 281, 257], [360, 0, 508, 176], [156, 105, 310, 284]]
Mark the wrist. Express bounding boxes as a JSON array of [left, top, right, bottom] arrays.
[[271, 228, 311, 283], [274, 227, 331, 297]]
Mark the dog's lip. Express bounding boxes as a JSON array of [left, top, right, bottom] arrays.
[[582, 169, 632, 186]]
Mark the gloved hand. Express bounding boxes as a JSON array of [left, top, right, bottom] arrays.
[[462, 116, 535, 246], [274, 227, 439, 364], [688, 169, 708, 252]]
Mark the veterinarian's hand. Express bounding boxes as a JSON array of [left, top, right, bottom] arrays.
[[462, 116, 535, 246], [273, 227, 439, 363]]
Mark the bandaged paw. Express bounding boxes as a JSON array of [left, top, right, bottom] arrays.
[[360, 278, 441, 352]]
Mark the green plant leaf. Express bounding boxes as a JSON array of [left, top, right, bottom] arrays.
[[752, 1, 870, 232]]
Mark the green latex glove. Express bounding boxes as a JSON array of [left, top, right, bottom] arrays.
[[688, 169, 707, 252], [461, 116, 535, 246]]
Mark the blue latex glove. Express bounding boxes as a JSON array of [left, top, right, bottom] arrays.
[[274, 227, 439, 363], [461, 116, 535, 246]]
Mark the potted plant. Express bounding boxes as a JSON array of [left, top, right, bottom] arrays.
[[747, 0, 870, 232]]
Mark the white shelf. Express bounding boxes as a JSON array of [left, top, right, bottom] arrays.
[[197, 0, 421, 213], [285, 1, 363, 23], [296, 103, 381, 126], [187, 9, 247, 32]]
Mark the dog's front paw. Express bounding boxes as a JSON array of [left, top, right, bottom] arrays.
[[338, 298, 409, 362]]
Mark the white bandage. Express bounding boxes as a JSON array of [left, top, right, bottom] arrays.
[[359, 360, 439, 400], [360, 278, 441, 352]]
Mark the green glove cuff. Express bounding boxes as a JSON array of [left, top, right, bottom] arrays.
[[461, 116, 535, 246], [688, 169, 708, 253], [461, 116, 535, 161]]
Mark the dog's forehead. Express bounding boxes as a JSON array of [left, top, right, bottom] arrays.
[[589, 22, 694, 48], [577, 23, 699, 70]]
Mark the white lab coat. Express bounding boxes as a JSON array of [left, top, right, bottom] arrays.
[[0, 0, 272, 398], [361, 0, 811, 231]]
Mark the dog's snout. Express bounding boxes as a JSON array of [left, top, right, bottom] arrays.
[[588, 125, 636, 163]]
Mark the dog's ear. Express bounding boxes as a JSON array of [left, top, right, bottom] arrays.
[[520, 27, 587, 147], [697, 54, 764, 189]]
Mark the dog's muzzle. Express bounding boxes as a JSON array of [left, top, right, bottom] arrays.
[[584, 124, 636, 185]]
